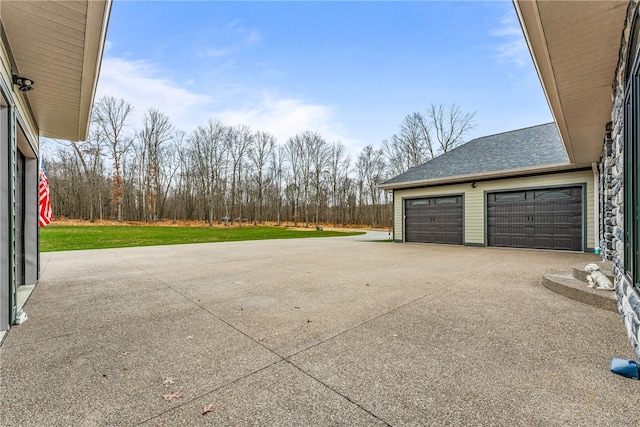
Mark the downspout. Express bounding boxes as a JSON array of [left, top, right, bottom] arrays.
[[592, 161, 600, 255]]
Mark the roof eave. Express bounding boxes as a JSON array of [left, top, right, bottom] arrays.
[[513, 0, 628, 164], [76, 0, 112, 142], [378, 162, 589, 191], [1, 0, 112, 142]]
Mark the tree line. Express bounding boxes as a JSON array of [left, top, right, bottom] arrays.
[[45, 96, 475, 228]]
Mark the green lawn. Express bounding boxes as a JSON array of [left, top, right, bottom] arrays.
[[40, 225, 365, 252]]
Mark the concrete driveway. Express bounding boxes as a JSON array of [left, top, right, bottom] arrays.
[[1, 234, 638, 426]]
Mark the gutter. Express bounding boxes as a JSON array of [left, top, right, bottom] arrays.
[[379, 162, 590, 191]]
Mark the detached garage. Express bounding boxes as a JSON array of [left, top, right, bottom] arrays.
[[380, 123, 596, 252]]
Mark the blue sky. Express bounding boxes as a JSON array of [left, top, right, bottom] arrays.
[[96, 0, 552, 155]]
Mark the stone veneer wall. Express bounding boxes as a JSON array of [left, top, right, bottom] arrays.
[[607, 0, 640, 360], [600, 123, 615, 262]]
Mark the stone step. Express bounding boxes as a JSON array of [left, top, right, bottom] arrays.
[[572, 260, 614, 283], [542, 270, 617, 313]]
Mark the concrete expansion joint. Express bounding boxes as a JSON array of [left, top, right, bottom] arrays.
[[284, 358, 393, 427], [135, 360, 282, 426], [134, 267, 396, 426]]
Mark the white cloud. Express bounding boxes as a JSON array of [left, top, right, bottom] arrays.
[[225, 18, 261, 44], [216, 94, 354, 147], [198, 48, 233, 58], [95, 56, 363, 153], [225, 18, 244, 31], [247, 29, 261, 44], [491, 13, 529, 67], [96, 57, 214, 132]]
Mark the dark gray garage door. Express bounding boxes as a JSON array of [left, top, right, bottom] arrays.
[[404, 195, 463, 244], [487, 186, 583, 250]]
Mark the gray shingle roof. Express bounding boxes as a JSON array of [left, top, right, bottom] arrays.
[[382, 123, 568, 186]]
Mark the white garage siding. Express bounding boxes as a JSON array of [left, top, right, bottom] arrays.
[[392, 169, 595, 250]]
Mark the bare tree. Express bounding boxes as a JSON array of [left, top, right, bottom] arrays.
[[270, 145, 286, 225], [173, 131, 198, 221], [298, 133, 313, 227], [92, 96, 134, 222], [383, 104, 476, 176], [287, 131, 327, 227], [227, 125, 253, 225], [356, 145, 386, 226], [308, 134, 330, 228], [327, 141, 350, 226], [384, 112, 433, 173], [191, 119, 228, 226], [157, 130, 183, 220], [47, 98, 401, 229], [67, 129, 105, 222], [47, 143, 100, 220], [249, 131, 276, 224], [425, 103, 477, 153], [285, 135, 303, 226], [380, 138, 405, 179], [138, 108, 174, 222]]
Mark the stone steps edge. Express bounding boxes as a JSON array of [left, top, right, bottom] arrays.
[[542, 273, 618, 313]]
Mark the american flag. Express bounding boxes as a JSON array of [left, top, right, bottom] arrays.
[[39, 159, 52, 227]]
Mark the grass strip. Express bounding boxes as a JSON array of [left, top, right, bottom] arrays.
[[40, 225, 365, 252]]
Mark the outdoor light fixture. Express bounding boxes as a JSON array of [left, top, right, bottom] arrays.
[[12, 74, 34, 92], [471, 182, 477, 188]]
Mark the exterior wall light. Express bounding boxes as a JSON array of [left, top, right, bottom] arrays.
[[12, 74, 35, 92], [471, 182, 477, 188]]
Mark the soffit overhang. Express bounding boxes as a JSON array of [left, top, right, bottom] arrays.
[[513, 0, 628, 164], [1, 0, 111, 142]]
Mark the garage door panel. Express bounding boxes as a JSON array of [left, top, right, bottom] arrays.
[[534, 236, 554, 248], [487, 186, 583, 251], [548, 238, 573, 250], [405, 196, 463, 244], [503, 235, 527, 247], [535, 225, 553, 235], [407, 232, 431, 242], [504, 225, 524, 234], [406, 216, 431, 225]]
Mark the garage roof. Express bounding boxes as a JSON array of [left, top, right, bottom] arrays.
[[380, 123, 578, 190], [1, 1, 111, 142]]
